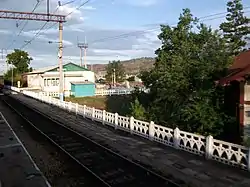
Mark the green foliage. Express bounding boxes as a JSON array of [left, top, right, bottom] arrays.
[[243, 136, 250, 147], [220, 0, 250, 55], [6, 49, 33, 74], [136, 8, 235, 137], [130, 97, 146, 120], [4, 49, 32, 85], [105, 60, 125, 83]]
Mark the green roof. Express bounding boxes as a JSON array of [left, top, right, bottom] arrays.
[[48, 62, 89, 72]]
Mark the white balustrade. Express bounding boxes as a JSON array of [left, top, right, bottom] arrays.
[[132, 119, 149, 138], [85, 106, 92, 118], [117, 115, 130, 132], [95, 88, 138, 96], [153, 124, 174, 147], [7, 86, 250, 171], [94, 109, 103, 122], [211, 139, 249, 170], [178, 130, 206, 155]]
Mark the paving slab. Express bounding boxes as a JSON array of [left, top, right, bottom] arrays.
[[10, 93, 250, 187], [0, 109, 51, 187]]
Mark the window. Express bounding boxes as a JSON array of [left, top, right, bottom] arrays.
[[44, 78, 59, 87], [52, 78, 56, 86], [246, 111, 250, 117]]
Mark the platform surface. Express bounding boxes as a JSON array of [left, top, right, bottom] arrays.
[[0, 111, 50, 187]]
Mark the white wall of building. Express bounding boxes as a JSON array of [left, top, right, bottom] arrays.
[[27, 74, 43, 89], [38, 71, 95, 93]]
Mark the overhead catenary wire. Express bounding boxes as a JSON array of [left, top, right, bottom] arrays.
[[19, 3, 250, 50], [87, 7, 250, 45], [45, 8, 250, 50], [6, 0, 43, 50], [20, 0, 92, 49]]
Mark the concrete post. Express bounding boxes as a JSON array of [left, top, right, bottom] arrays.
[[102, 110, 106, 125], [75, 103, 78, 115], [205, 135, 214, 160], [83, 105, 86, 117], [129, 116, 134, 134], [114, 113, 118, 129], [173, 127, 180, 149], [148, 121, 155, 141], [92, 107, 95, 121]]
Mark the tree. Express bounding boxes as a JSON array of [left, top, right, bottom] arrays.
[[130, 98, 146, 120], [105, 60, 125, 83], [220, 0, 250, 55], [137, 9, 234, 136], [4, 49, 32, 86], [6, 49, 32, 74]]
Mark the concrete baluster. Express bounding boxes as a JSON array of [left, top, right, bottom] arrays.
[[75, 103, 78, 115], [173, 127, 180, 149], [114, 113, 118, 129], [92, 107, 95, 121], [205, 135, 214, 160], [129, 116, 134, 134], [83, 105, 86, 117], [102, 110, 106, 125], [148, 121, 155, 141], [68, 102, 72, 111]]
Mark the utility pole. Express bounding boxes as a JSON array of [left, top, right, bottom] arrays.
[[59, 22, 64, 101], [11, 64, 13, 86], [47, 0, 50, 20], [0, 9, 65, 99], [113, 68, 116, 87], [77, 36, 88, 68]]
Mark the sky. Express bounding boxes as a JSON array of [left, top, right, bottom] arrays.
[[0, 0, 249, 74]]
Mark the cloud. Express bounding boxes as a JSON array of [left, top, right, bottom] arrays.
[[0, 0, 161, 74]]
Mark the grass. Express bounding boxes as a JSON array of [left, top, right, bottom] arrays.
[[65, 95, 133, 116]]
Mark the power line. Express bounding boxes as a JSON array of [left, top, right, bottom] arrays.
[[87, 7, 250, 45], [6, 0, 43, 50], [20, 0, 91, 49], [56, 8, 250, 50]]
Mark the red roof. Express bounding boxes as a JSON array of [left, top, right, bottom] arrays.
[[219, 50, 250, 85]]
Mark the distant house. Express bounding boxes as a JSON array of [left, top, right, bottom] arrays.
[[23, 62, 95, 96], [219, 50, 250, 141]]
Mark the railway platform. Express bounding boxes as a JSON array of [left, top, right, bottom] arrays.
[[0, 111, 51, 187]]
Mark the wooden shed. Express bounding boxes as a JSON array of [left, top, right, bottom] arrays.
[[71, 81, 95, 97]]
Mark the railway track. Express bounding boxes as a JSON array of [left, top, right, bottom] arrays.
[[2, 95, 179, 187]]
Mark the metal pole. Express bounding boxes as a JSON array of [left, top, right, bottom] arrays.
[[11, 63, 13, 86], [84, 48, 87, 68], [113, 68, 116, 87], [84, 36, 87, 69], [47, 0, 50, 21], [59, 22, 64, 101], [80, 48, 82, 66]]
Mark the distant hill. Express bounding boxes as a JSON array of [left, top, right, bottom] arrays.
[[88, 57, 155, 76]]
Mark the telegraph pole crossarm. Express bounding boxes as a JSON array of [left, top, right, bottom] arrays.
[[0, 10, 66, 22]]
